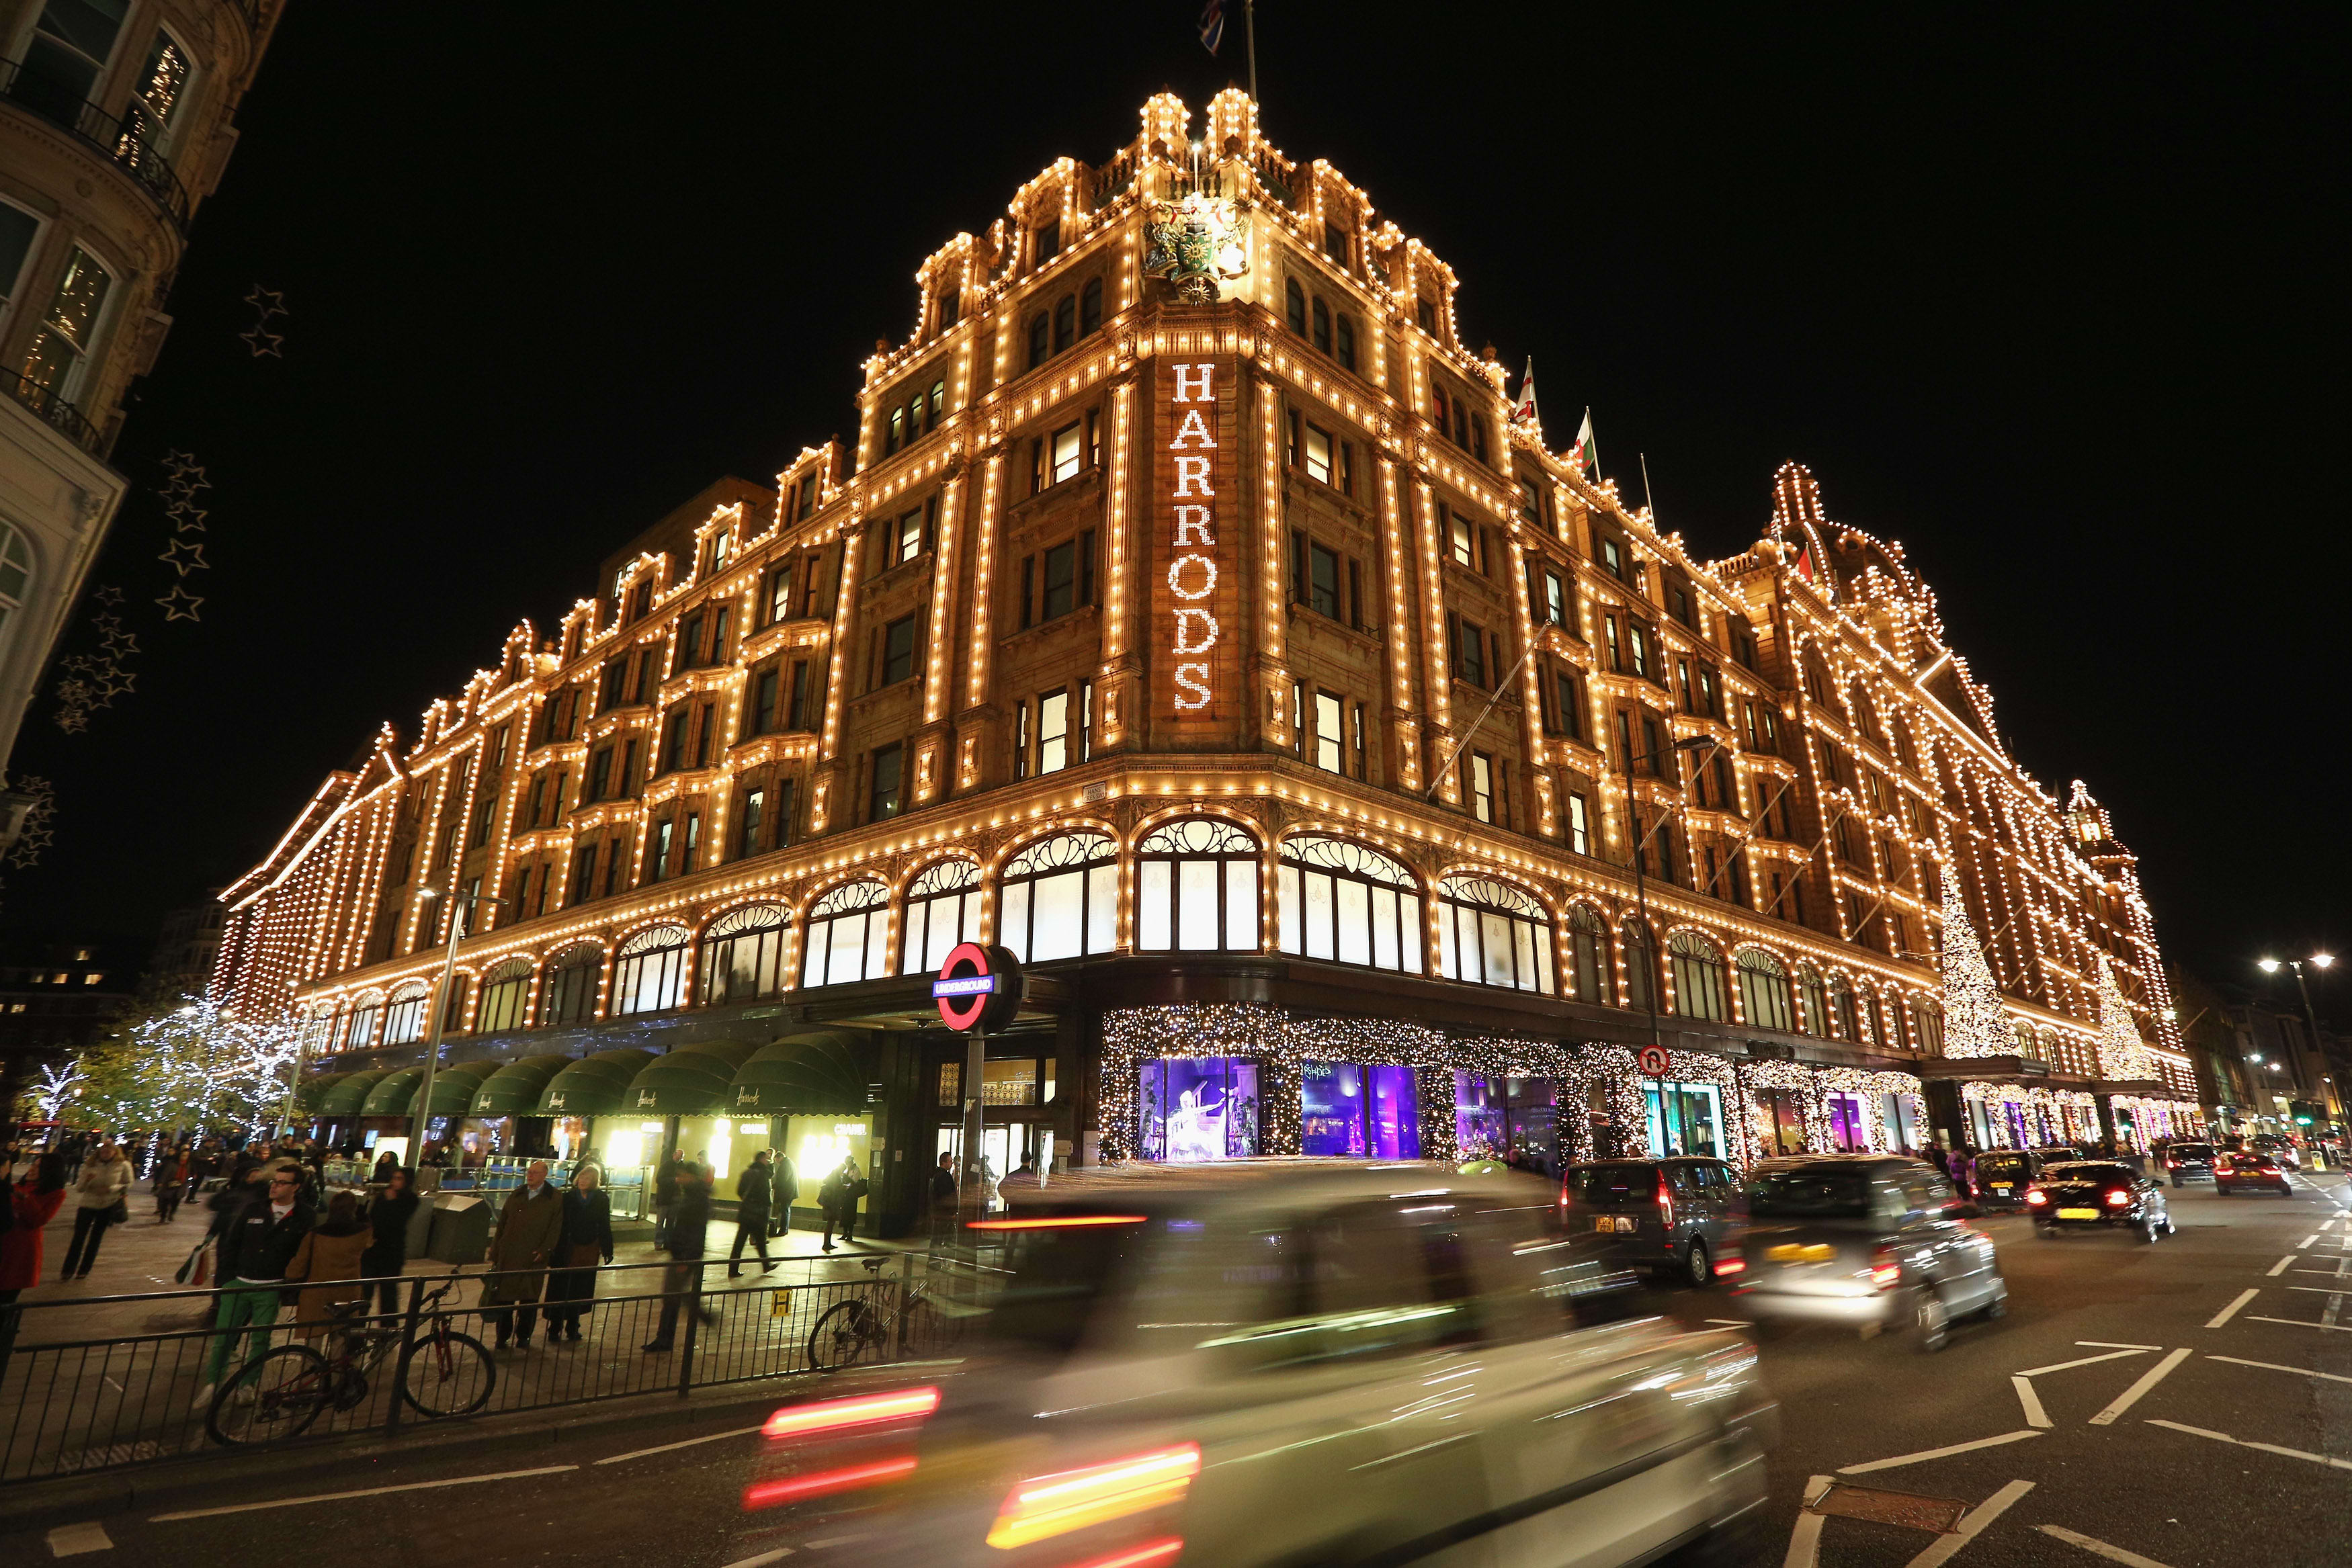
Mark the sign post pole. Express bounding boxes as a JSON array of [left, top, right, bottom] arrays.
[[931, 943, 1025, 1250], [961, 1023, 986, 1235]]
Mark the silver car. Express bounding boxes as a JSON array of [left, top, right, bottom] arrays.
[[1730, 1154, 2007, 1352], [735, 1162, 1777, 1567]]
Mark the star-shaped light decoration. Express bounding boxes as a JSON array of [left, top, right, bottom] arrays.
[[156, 586, 204, 621], [245, 286, 286, 317], [100, 628, 138, 658], [94, 584, 122, 606], [166, 504, 207, 533], [93, 669, 134, 701], [159, 537, 209, 576], [240, 326, 284, 358]]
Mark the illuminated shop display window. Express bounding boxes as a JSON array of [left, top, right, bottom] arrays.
[[1137, 1057, 1260, 1162], [1301, 1061, 1419, 1158]]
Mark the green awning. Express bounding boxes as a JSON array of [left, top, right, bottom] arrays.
[[620, 1040, 762, 1117], [419, 1060, 501, 1117], [360, 1068, 426, 1115], [468, 1055, 575, 1116], [536, 1048, 657, 1117], [728, 1031, 873, 1116], [314, 1070, 391, 1116], [294, 1073, 347, 1114]]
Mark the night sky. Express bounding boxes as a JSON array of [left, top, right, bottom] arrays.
[[8, 5, 2340, 1020]]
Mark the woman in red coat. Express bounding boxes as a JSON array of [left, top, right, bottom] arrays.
[[1, 1153, 69, 1305]]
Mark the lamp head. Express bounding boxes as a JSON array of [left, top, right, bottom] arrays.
[[2313, 953, 2336, 971], [417, 885, 444, 900], [2257, 957, 2281, 973]]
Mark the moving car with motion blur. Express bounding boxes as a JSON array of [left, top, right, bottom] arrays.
[[1559, 1155, 1745, 1285], [732, 1162, 1775, 1568], [2025, 1161, 2174, 1240], [2252, 1133, 2302, 1171], [1970, 1149, 2044, 1210], [2214, 1148, 2295, 1194], [2160, 1141, 2218, 1187], [1730, 1154, 2006, 1352]]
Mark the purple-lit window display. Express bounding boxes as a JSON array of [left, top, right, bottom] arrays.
[[1454, 1072, 1561, 1176], [1301, 1061, 1421, 1158], [1137, 1057, 1260, 1162], [1826, 1092, 1866, 1153]]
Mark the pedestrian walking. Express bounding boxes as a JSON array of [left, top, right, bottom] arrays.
[[480, 1159, 564, 1350], [370, 1148, 401, 1184], [544, 1164, 613, 1342], [818, 1154, 868, 1252], [59, 1140, 130, 1280], [194, 1166, 314, 1410], [728, 1150, 777, 1276], [650, 1150, 684, 1250], [769, 1150, 798, 1237], [285, 1192, 371, 1337], [927, 1151, 958, 1248], [361, 1166, 419, 1321], [153, 1145, 189, 1223], [642, 1163, 717, 1352], [0, 1153, 69, 1307]]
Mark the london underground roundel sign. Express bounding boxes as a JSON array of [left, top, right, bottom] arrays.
[[933, 942, 1023, 1032]]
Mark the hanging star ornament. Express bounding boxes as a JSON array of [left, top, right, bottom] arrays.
[[240, 326, 284, 357], [244, 285, 286, 318], [155, 585, 204, 621], [158, 537, 209, 576], [166, 503, 207, 533], [93, 584, 122, 606]]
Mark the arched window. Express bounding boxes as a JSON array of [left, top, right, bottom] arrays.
[[901, 861, 981, 975], [1830, 973, 1862, 1041], [342, 993, 384, 1050], [1735, 949, 1794, 1032], [1620, 920, 1656, 1010], [382, 982, 430, 1046], [1079, 277, 1103, 336], [1796, 965, 1828, 1037], [613, 924, 691, 1015], [538, 943, 603, 1027], [802, 879, 894, 986], [0, 522, 31, 653], [1669, 932, 1728, 1022], [1000, 833, 1117, 962], [1277, 835, 1423, 973], [476, 958, 533, 1033], [1435, 875, 1554, 992], [1138, 818, 1260, 952], [1311, 294, 1331, 353], [1565, 906, 1605, 1002], [700, 903, 787, 1005], [1912, 996, 1945, 1055], [1052, 292, 1077, 351], [1285, 277, 1307, 334], [299, 1005, 337, 1055]]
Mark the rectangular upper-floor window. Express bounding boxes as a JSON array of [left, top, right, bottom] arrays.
[[870, 743, 904, 822], [881, 613, 917, 686], [796, 474, 818, 519], [1302, 421, 1335, 486], [19, 0, 128, 118], [1335, 313, 1355, 372], [1048, 421, 1083, 485], [1518, 478, 1543, 527], [648, 818, 673, 883], [1468, 752, 1496, 824], [1599, 536, 1625, 580], [1315, 691, 1343, 773], [1448, 613, 1487, 688], [747, 666, 780, 736], [1312, 295, 1331, 354], [569, 844, 597, 906], [765, 566, 792, 625], [20, 245, 113, 403], [587, 746, 614, 803], [1449, 509, 1474, 568], [738, 788, 765, 859], [788, 660, 812, 730], [896, 506, 924, 564], [661, 707, 691, 773], [1629, 624, 1651, 679], [1038, 689, 1070, 774], [1567, 791, 1591, 855], [1308, 541, 1340, 619]]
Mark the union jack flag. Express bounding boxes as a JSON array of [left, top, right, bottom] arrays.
[[1199, 0, 1226, 54]]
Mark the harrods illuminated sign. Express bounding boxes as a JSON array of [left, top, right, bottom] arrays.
[[1160, 359, 1232, 723]]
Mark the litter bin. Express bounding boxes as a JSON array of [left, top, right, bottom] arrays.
[[425, 1192, 491, 1264]]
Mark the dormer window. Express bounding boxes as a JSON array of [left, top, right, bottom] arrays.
[[936, 286, 960, 331], [1417, 297, 1438, 336], [1323, 220, 1351, 266], [1036, 217, 1061, 264]]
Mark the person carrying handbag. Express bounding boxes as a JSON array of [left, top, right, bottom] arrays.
[[544, 1164, 614, 1342], [60, 1141, 131, 1280]]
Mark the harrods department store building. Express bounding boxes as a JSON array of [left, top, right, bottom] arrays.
[[213, 93, 2199, 1235]]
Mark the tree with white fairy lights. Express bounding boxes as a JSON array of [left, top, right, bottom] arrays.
[[2095, 959, 2158, 1082], [1935, 869, 2011, 1059], [56, 995, 300, 1137]]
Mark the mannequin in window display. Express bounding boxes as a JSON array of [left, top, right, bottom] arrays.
[[1165, 1086, 1226, 1162]]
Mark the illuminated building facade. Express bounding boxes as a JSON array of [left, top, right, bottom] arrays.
[[215, 93, 2198, 1231]]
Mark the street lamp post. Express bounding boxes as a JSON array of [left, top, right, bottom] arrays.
[[1624, 734, 1723, 1155], [2257, 953, 2335, 1139], [407, 885, 508, 1166]]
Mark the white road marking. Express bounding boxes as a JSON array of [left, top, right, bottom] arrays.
[[2088, 1347, 2191, 1426], [2206, 1353, 2352, 1386], [2267, 1256, 2296, 1276], [2146, 1418, 2352, 1473], [2296, 1235, 2317, 1249], [2281, 1286, 2352, 1295], [2074, 1340, 2161, 1350], [716, 1551, 796, 1568], [2246, 1315, 2352, 1332], [45, 1522, 112, 1557], [2017, 1348, 2147, 1377], [2036, 1523, 2178, 1568], [1902, 1479, 2035, 1568], [151, 1465, 579, 1521], [595, 1424, 765, 1464], [1838, 1430, 2041, 1475], [1781, 1476, 1835, 1568], [2011, 1376, 2051, 1428], [2206, 1289, 2258, 1327], [1704, 1318, 1748, 1327]]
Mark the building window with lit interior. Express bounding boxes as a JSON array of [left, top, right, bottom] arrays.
[[475, 958, 532, 1033], [538, 943, 602, 1027], [1277, 834, 1425, 973], [1621, 920, 1657, 1010], [612, 924, 690, 1015], [1564, 905, 1606, 1001], [900, 860, 981, 975], [801, 878, 893, 987], [998, 832, 1116, 963], [1796, 965, 1829, 1037], [1434, 875, 1554, 992], [698, 902, 788, 1005], [382, 982, 429, 1046], [1136, 817, 1261, 953], [342, 991, 384, 1050], [1670, 931, 1729, 1022], [1735, 948, 1795, 1032]]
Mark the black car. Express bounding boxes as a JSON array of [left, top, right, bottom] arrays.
[[2162, 1142, 2217, 1187], [2214, 1149, 2293, 1194], [1972, 1149, 2042, 1209], [1560, 1156, 1742, 1285], [2027, 1161, 2173, 1241]]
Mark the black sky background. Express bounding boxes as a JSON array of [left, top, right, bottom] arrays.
[[7, 4, 2343, 1020]]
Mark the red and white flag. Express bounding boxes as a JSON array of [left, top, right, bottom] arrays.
[[1566, 408, 1597, 477], [1512, 358, 1540, 425]]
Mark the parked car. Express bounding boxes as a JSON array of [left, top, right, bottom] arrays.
[[2215, 1149, 2295, 1194], [1972, 1149, 2044, 1209], [2025, 1162, 2174, 1240], [1559, 1155, 1745, 1285], [2160, 1142, 2218, 1187], [2253, 1133, 2302, 1171], [732, 1162, 1771, 1568], [1729, 1154, 2007, 1352]]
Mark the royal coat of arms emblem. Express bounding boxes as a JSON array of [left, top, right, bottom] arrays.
[[1143, 191, 1250, 305]]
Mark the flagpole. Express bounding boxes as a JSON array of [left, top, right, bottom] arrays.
[[1246, 0, 1258, 103], [1640, 451, 1655, 519]]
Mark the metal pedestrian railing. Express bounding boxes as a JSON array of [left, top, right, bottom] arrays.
[[0, 1252, 1001, 1486]]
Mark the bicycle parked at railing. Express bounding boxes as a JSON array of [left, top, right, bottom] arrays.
[[207, 1274, 495, 1446], [805, 1256, 968, 1371]]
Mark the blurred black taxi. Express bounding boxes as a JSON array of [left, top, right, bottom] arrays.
[[2026, 1160, 2174, 1239], [732, 1162, 1775, 1568], [2214, 1148, 2294, 1194]]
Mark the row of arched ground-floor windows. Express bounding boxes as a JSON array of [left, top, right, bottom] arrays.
[[297, 818, 2086, 1061]]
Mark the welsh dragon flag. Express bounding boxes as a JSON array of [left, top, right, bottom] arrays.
[[1567, 408, 1597, 478]]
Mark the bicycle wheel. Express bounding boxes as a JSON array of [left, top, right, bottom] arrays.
[[808, 1299, 884, 1372], [400, 1328, 496, 1418], [208, 1345, 332, 1447], [899, 1297, 965, 1358]]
